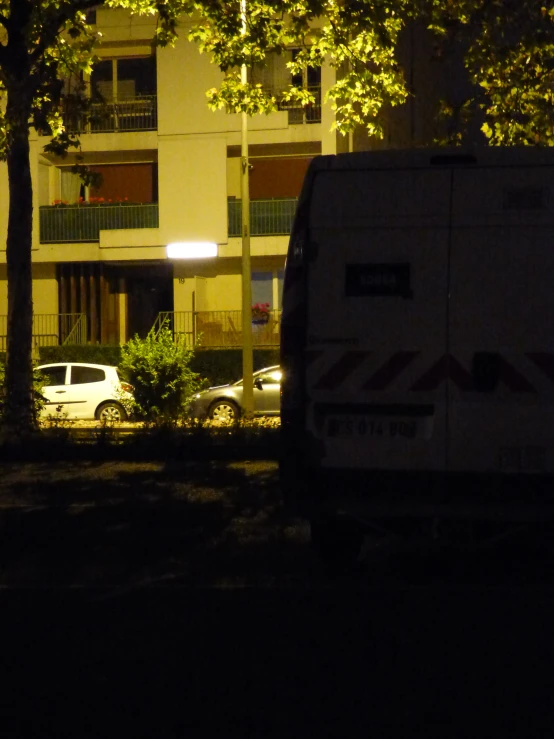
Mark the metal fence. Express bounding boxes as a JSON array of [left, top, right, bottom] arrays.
[[63, 95, 158, 133], [0, 313, 88, 353], [154, 310, 282, 348], [39, 203, 159, 243], [228, 198, 297, 237]]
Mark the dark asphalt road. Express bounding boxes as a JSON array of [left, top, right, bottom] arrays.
[[3, 587, 554, 738], [1, 460, 554, 736]]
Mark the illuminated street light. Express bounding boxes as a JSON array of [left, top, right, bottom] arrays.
[[166, 242, 218, 259]]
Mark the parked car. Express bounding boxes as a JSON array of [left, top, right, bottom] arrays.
[[35, 362, 133, 421], [187, 366, 282, 422]]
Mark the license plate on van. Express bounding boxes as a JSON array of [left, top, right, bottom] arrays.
[[326, 417, 418, 439]]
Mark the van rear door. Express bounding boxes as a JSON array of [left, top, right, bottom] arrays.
[[305, 165, 452, 472], [448, 165, 554, 476]]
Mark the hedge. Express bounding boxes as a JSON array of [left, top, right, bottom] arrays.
[[36, 345, 280, 387], [38, 344, 123, 366], [189, 349, 280, 387]]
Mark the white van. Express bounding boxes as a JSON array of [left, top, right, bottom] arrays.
[[280, 149, 554, 557]]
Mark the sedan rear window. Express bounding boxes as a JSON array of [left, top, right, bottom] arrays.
[[71, 366, 105, 385]]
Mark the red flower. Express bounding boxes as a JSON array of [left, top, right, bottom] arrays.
[[252, 302, 271, 321]]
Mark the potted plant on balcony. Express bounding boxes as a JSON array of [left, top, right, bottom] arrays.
[[252, 302, 270, 325]]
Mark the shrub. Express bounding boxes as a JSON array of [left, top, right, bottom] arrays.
[[119, 323, 206, 422]]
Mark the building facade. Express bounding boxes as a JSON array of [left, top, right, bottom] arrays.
[[0, 10, 453, 351], [0, 8, 339, 351]]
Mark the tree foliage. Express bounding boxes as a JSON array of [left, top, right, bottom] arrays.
[[189, 0, 554, 143], [427, 0, 554, 145], [189, 0, 412, 137]]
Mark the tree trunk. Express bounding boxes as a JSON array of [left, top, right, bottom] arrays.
[[3, 99, 35, 434]]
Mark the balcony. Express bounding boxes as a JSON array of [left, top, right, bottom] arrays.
[[0, 313, 88, 353], [39, 199, 296, 243], [277, 85, 322, 125], [63, 95, 158, 134], [227, 198, 297, 237], [154, 310, 282, 348], [39, 203, 159, 243]]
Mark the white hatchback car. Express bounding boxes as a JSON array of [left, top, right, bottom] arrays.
[[35, 362, 133, 421]]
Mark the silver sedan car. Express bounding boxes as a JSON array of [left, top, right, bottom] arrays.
[[187, 366, 282, 422]]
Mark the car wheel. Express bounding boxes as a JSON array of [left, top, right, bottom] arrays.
[[95, 401, 127, 422], [209, 399, 240, 423]]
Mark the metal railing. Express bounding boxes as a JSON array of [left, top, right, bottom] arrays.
[[277, 85, 322, 124], [0, 313, 88, 352], [154, 310, 282, 348], [40, 200, 294, 243], [39, 203, 159, 243], [228, 198, 297, 237], [60, 313, 88, 345], [63, 94, 158, 133]]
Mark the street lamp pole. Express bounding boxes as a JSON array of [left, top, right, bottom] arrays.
[[240, 0, 254, 417]]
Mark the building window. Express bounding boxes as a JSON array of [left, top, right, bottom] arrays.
[[252, 272, 272, 307], [58, 162, 157, 204], [250, 50, 321, 124], [62, 54, 157, 133], [60, 168, 86, 203], [252, 270, 285, 310], [90, 56, 157, 102]]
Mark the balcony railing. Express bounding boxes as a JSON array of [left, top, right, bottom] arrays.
[[63, 94, 158, 133], [39, 200, 295, 243], [228, 198, 297, 237], [39, 203, 159, 243], [277, 85, 322, 124], [153, 310, 282, 348], [0, 313, 88, 353]]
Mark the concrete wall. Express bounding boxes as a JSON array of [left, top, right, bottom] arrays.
[[0, 265, 57, 317], [0, 163, 7, 256], [32, 264, 58, 314], [0, 265, 6, 314], [95, 7, 157, 42], [157, 32, 290, 138], [170, 251, 286, 314], [158, 136, 227, 244]]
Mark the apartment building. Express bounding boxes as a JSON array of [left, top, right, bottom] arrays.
[[0, 9, 454, 352], [0, 7, 341, 351]]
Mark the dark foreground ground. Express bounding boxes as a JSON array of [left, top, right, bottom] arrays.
[[2, 460, 554, 737]]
